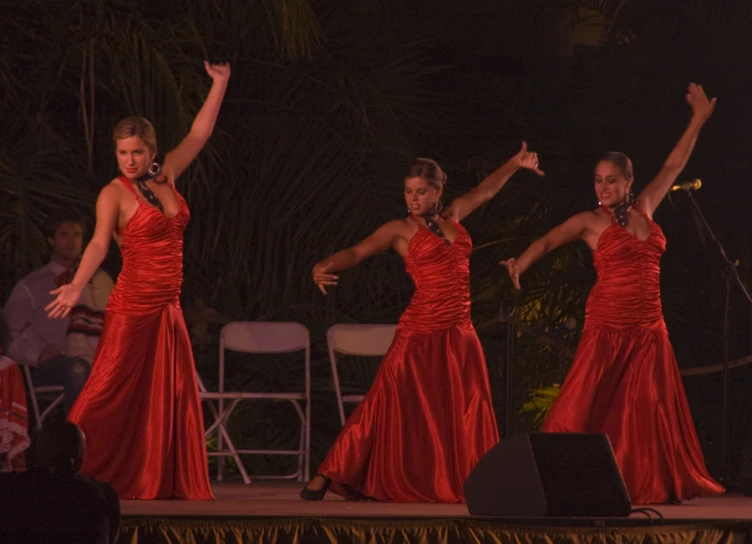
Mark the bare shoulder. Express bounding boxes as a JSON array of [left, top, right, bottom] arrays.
[[101, 179, 124, 198], [380, 218, 413, 235]]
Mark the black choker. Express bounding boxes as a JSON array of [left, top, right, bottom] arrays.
[[134, 157, 166, 212], [422, 202, 449, 245]]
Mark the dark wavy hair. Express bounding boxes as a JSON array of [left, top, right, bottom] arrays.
[[407, 158, 447, 192], [43, 209, 86, 240], [406, 158, 449, 243], [598, 151, 634, 180]]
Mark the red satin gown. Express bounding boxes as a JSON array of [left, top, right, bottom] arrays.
[[317, 216, 500, 502], [68, 176, 213, 500], [541, 206, 723, 504]]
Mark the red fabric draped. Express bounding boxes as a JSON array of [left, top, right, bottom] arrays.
[[68, 177, 213, 500], [318, 219, 499, 502], [541, 207, 724, 504]]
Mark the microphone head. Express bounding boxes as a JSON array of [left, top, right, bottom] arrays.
[[670, 178, 702, 192]]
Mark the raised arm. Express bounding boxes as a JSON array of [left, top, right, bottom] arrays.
[[638, 83, 716, 217], [446, 142, 544, 222], [163, 61, 231, 183], [312, 220, 403, 294], [46, 185, 120, 318], [500, 212, 591, 289]]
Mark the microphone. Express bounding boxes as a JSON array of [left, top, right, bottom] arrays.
[[542, 317, 577, 333], [670, 178, 702, 192]]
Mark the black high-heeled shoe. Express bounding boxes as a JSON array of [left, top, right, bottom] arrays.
[[300, 475, 331, 501]]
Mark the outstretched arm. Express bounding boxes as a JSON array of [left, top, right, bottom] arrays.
[[46, 185, 120, 318], [312, 220, 403, 294], [501, 212, 590, 289], [638, 83, 716, 217], [447, 142, 544, 222], [164, 61, 231, 182]]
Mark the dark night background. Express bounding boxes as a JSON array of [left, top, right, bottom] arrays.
[[1, 0, 751, 480]]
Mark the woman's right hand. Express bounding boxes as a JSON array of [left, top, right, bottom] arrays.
[[45, 283, 85, 318], [686, 82, 716, 122], [499, 258, 523, 290], [312, 262, 339, 295]]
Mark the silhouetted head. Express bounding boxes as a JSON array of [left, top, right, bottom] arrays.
[[43, 209, 85, 267], [594, 151, 634, 207], [112, 116, 158, 180], [29, 420, 86, 476], [404, 158, 447, 216]]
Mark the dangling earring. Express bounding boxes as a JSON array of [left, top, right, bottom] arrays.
[[406, 207, 412, 216]]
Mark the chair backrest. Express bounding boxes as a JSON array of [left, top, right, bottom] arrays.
[[221, 321, 309, 354], [327, 324, 397, 357]]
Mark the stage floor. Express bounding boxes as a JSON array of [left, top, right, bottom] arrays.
[[120, 482, 752, 522]]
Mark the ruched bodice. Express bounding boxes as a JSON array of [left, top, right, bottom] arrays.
[[401, 218, 472, 332], [107, 177, 190, 314], [585, 209, 666, 331]]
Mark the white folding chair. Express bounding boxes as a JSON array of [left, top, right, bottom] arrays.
[[21, 365, 65, 431], [198, 321, 311, 484], [326, 323, 398, 426]]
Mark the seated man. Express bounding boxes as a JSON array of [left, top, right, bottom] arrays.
[[3, 210, 113, 414], [0, 420, 121, 543]]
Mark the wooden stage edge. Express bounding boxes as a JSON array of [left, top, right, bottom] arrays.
[[120, 482, 752, 523]]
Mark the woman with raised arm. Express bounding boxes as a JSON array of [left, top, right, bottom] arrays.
[[501, 83, 723, 504], [45, 61, 230, 500], [301, 144, 544, 503]]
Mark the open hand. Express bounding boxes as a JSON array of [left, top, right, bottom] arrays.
[[45, 284, 84, 318], [499, 258, 523, 290], [686, 82, 716, 122], [312, 262, 339, 295], [205, 61, 231, 82], [515, 142, 544, 176]]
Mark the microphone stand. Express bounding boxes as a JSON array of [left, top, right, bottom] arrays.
[[500, 300, 515, 439], [683, 191, 752, 485]]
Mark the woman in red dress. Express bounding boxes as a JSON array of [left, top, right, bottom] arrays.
[[301, 144, 544, 502], [501, 83, 724, 504], [45, 61, 230, 499]]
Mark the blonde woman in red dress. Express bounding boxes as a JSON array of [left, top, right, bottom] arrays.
[[46, 61, 230, 500]]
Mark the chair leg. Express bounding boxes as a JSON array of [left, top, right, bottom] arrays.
[[217, 421, 251, 485], [214, 399, 251, 485], [39, 394, 64, 426], [22, 366, 43, 431], [305, 402, 311, 482]]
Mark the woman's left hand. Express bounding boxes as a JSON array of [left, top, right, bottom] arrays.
[[205, 61, 231, 82], [515, 141, 545, 176]]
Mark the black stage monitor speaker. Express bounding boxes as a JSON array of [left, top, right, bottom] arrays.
[[464, 432, 632, 517]]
